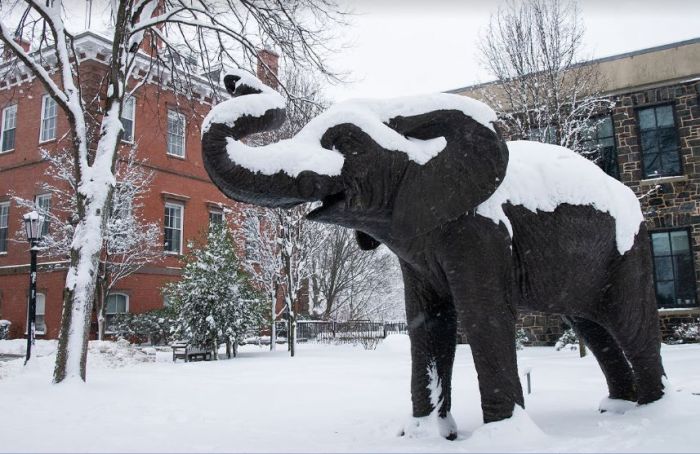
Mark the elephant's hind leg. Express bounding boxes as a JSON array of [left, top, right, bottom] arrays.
[[564, 316, 637, 404], [606, 313, 665, 405], [602, 236, 666, 405]]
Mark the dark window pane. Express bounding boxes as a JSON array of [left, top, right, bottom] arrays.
[[598, 117, 613, 138], [658, 128, 678, 152], [2, 128, 15, 151], [656, 105, 674, 128], [651, 233, 671, 255], [656, 281, 675, 307], [643, 152, 661, 177], [654, 256, 674, 281], [662, 151, 680, 176], [641, 131, 658, 153], [671, 230, 690, 253], [639, 108, 656, 130], [674, 255, 695, 299]]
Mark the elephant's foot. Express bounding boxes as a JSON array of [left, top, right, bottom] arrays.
[[482, 401, 516, 424], [437, 412, 458, 440], [397, 413, 458, 440], [397, 416, 431, 439], [598, 397, 636, 414]]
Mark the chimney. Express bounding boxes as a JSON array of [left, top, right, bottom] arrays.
[[256, 48, 279, 89], [2, 36, 30, 61]]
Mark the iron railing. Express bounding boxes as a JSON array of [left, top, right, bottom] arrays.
[[275, 320, 408, 344]]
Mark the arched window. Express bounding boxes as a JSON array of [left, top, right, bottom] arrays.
[[105, 293, 129, 333]]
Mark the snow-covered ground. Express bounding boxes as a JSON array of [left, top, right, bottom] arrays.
[[0, 336, 699, 453]]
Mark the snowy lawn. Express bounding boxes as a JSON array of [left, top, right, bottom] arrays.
[[0, 336, 699, 453]]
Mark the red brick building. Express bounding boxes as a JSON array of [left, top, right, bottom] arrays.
[[0, 31, 252, 339]]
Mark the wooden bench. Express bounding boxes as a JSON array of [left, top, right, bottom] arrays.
[[171, 342, 212, 362]]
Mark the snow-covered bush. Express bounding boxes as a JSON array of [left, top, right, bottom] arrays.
[[668, 319, 700, 344], [110, 308, 177, 345], [555, 328, 579, 351], [0, 320, 11, 340], [515, 328, 530, 350], [164, 223, 265, 358]]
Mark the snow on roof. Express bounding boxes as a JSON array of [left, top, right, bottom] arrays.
[[202, 72, 497, 177], [477, 141, 644, 255]]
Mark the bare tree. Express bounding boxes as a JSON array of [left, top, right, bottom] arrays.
[[477, 0, 613, 156], [0, 0, 344, 382], [309, 226, 398, 321], [95, 149, 161, 341], [238, 68, 328, 355], [12, 147, 162, 341]]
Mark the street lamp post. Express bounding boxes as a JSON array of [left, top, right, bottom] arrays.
[[23, 211, 44, 365]]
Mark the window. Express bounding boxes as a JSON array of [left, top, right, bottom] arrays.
[[650, 230, 697, 308], [582, 116, 619, 179], [35, 194, 51, 237], [105, 293, 128, 332], [166, 110, 185, 157], [35, 293, 46, 334], [0, 201, 8, 253], [164, 202, 183, 254], [528, 126, 557, 144], [121, 96, 136, 143], [638, 105, 680, 178], [209, 210, 223, 229], [40, 95, 57, 142], [1, 104, 17, 152]]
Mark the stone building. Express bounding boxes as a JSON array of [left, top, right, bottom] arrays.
[[450, 37, 700, 343]]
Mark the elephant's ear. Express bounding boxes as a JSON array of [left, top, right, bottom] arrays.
[[387, 110, 508, 240], [355, 230, 381, 250]]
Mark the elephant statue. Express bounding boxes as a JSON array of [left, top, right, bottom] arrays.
[[201, 70, 665, 439]]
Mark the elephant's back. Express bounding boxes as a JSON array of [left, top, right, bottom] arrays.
[[476, 141, 643, 256]]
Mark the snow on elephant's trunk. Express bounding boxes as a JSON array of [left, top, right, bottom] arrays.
[[200, 69, 500, 219]]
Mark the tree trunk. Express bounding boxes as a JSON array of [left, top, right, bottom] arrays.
[[270, 290, 277, 352], [53, 244, 102, 382], [54, 188, 114, 383]]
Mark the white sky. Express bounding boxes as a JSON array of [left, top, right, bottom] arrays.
[[322, 0, 700, 102]]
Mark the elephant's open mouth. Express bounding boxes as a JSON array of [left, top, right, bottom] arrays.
[[307, 191, 346, 220]]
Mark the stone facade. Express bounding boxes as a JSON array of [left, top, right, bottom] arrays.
[[516, 311, 567, 346], [453, 38, 700, 345]]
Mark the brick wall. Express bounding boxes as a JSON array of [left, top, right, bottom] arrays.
[[0, 55, 244, 339]]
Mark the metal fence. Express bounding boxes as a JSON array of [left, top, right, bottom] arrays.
[[275, 320, 408, 345]]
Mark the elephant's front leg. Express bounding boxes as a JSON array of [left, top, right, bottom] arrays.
[[459, 298, 524, 422], [444, 223, 524, 424], [400, 261, 458, 440]]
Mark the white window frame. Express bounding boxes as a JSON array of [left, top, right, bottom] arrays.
[[26, 293, 46, 336], [105, 293, 129, 334], [35, 193, 51, 237], [1, 104, 17, 153], [164, 202, 184, 254], [35, 293, 46, 335], [121, 96, 136, 143], [0, 201, 9, 254], [208, 209, 224, 229], [39, 95, 57, 143], [166, 109, 186, 157]]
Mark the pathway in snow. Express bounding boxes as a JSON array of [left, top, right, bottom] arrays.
[[0, 336, 698, 453]]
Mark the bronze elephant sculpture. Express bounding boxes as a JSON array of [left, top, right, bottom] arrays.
[[201, 71, 665, 439]]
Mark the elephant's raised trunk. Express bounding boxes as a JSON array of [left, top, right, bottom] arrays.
[[201, 72, 343, 208]]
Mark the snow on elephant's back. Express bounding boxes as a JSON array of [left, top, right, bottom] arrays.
[[476, 140, 644, 255]]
